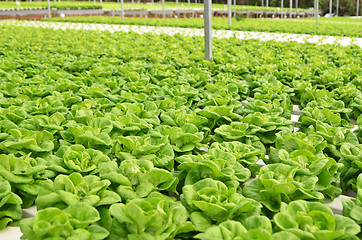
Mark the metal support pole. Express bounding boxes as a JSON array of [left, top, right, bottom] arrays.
[[188, 0, 190, 6], [281, 0, 284, 18], [315, 0, 318, 25], [357, 0, 359, 16], [100, 0, 102, 5], [228, 0, 231, 25], [336, 0, 339, 16], [162, 0, 165, 18], [94, 0, 96, 4], [47, 0, 51, 18], [204, 0, 212, 61], [289, 0, 292, 20], [295, 0, 298, 8], [176, 0, 178, 7], [329, 0, 332, 20], [233, 0, 236, 17], [262, 0, 264, 7], [121, 0, 124, 20], [196, 0, 197, 7], [266, 0, 269, 7]]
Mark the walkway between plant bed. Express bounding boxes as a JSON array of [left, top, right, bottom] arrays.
[[2, 20, 362, 48]]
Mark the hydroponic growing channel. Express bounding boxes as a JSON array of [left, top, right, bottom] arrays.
[[0, 17, 361, 240]]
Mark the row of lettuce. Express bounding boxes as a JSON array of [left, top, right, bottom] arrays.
[[0, 25, 361, 239], [41, 16, 362, 38]]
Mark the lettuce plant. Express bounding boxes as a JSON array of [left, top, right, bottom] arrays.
[[351, 92, 362, 120], [112, 132, 174, 170], [0, 154, 46, 207], [243, 164, 324, 213], [62, 117, 113, 150], [109, 192, 191, 240], [298, 108, 354, 131], [302, 99, 352, 123], [0, 128, 54, 156], [196, 105, 243, 130], [215, 112, 293, 149], [241, 98, 292, 119], [270, 149, 342, 199], [339, 144, 362, 192], [268, 132, 327, 160], [0, 176, 22, 230], [355, 115, 362, 143], [343, 174, 362, 236], [274, 200, 361, 239], [35, 172, 121, 210], [195, 218, 299, 240], [155, 123, 204, 153], [99, 160, 177, 201], [47, 144, 111, 175], [24, 95, 68, 116], [181, 178, 262, 228], [108, 102, 160, 126], [20, 202, 109, 240], [176, 148, 251, 188], [213, 122, 265, 154], [108, 113, 153, 137], [209, 141, 263, 175], [28, 112, 67, 135], [160, 109, 210, 141], [304, 121, 359, 160]]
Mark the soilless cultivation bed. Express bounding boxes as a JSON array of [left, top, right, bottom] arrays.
[[0, 22, 361, 239]]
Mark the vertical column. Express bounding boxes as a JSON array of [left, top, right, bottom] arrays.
[[228, 0, 231, 25], [357, 0, 359, 16], [336, 0, 339, 16], [47, 0, 51, 18], [233, 0, 236, 17], [121, 0, 124, 20], [315, 0, 318, 25], [281, 0, 284, 18], [162, 0, 165, 18], [204, 0, 212, 61], [329, 0, 332, 20], [289, 0, 292, 20]]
